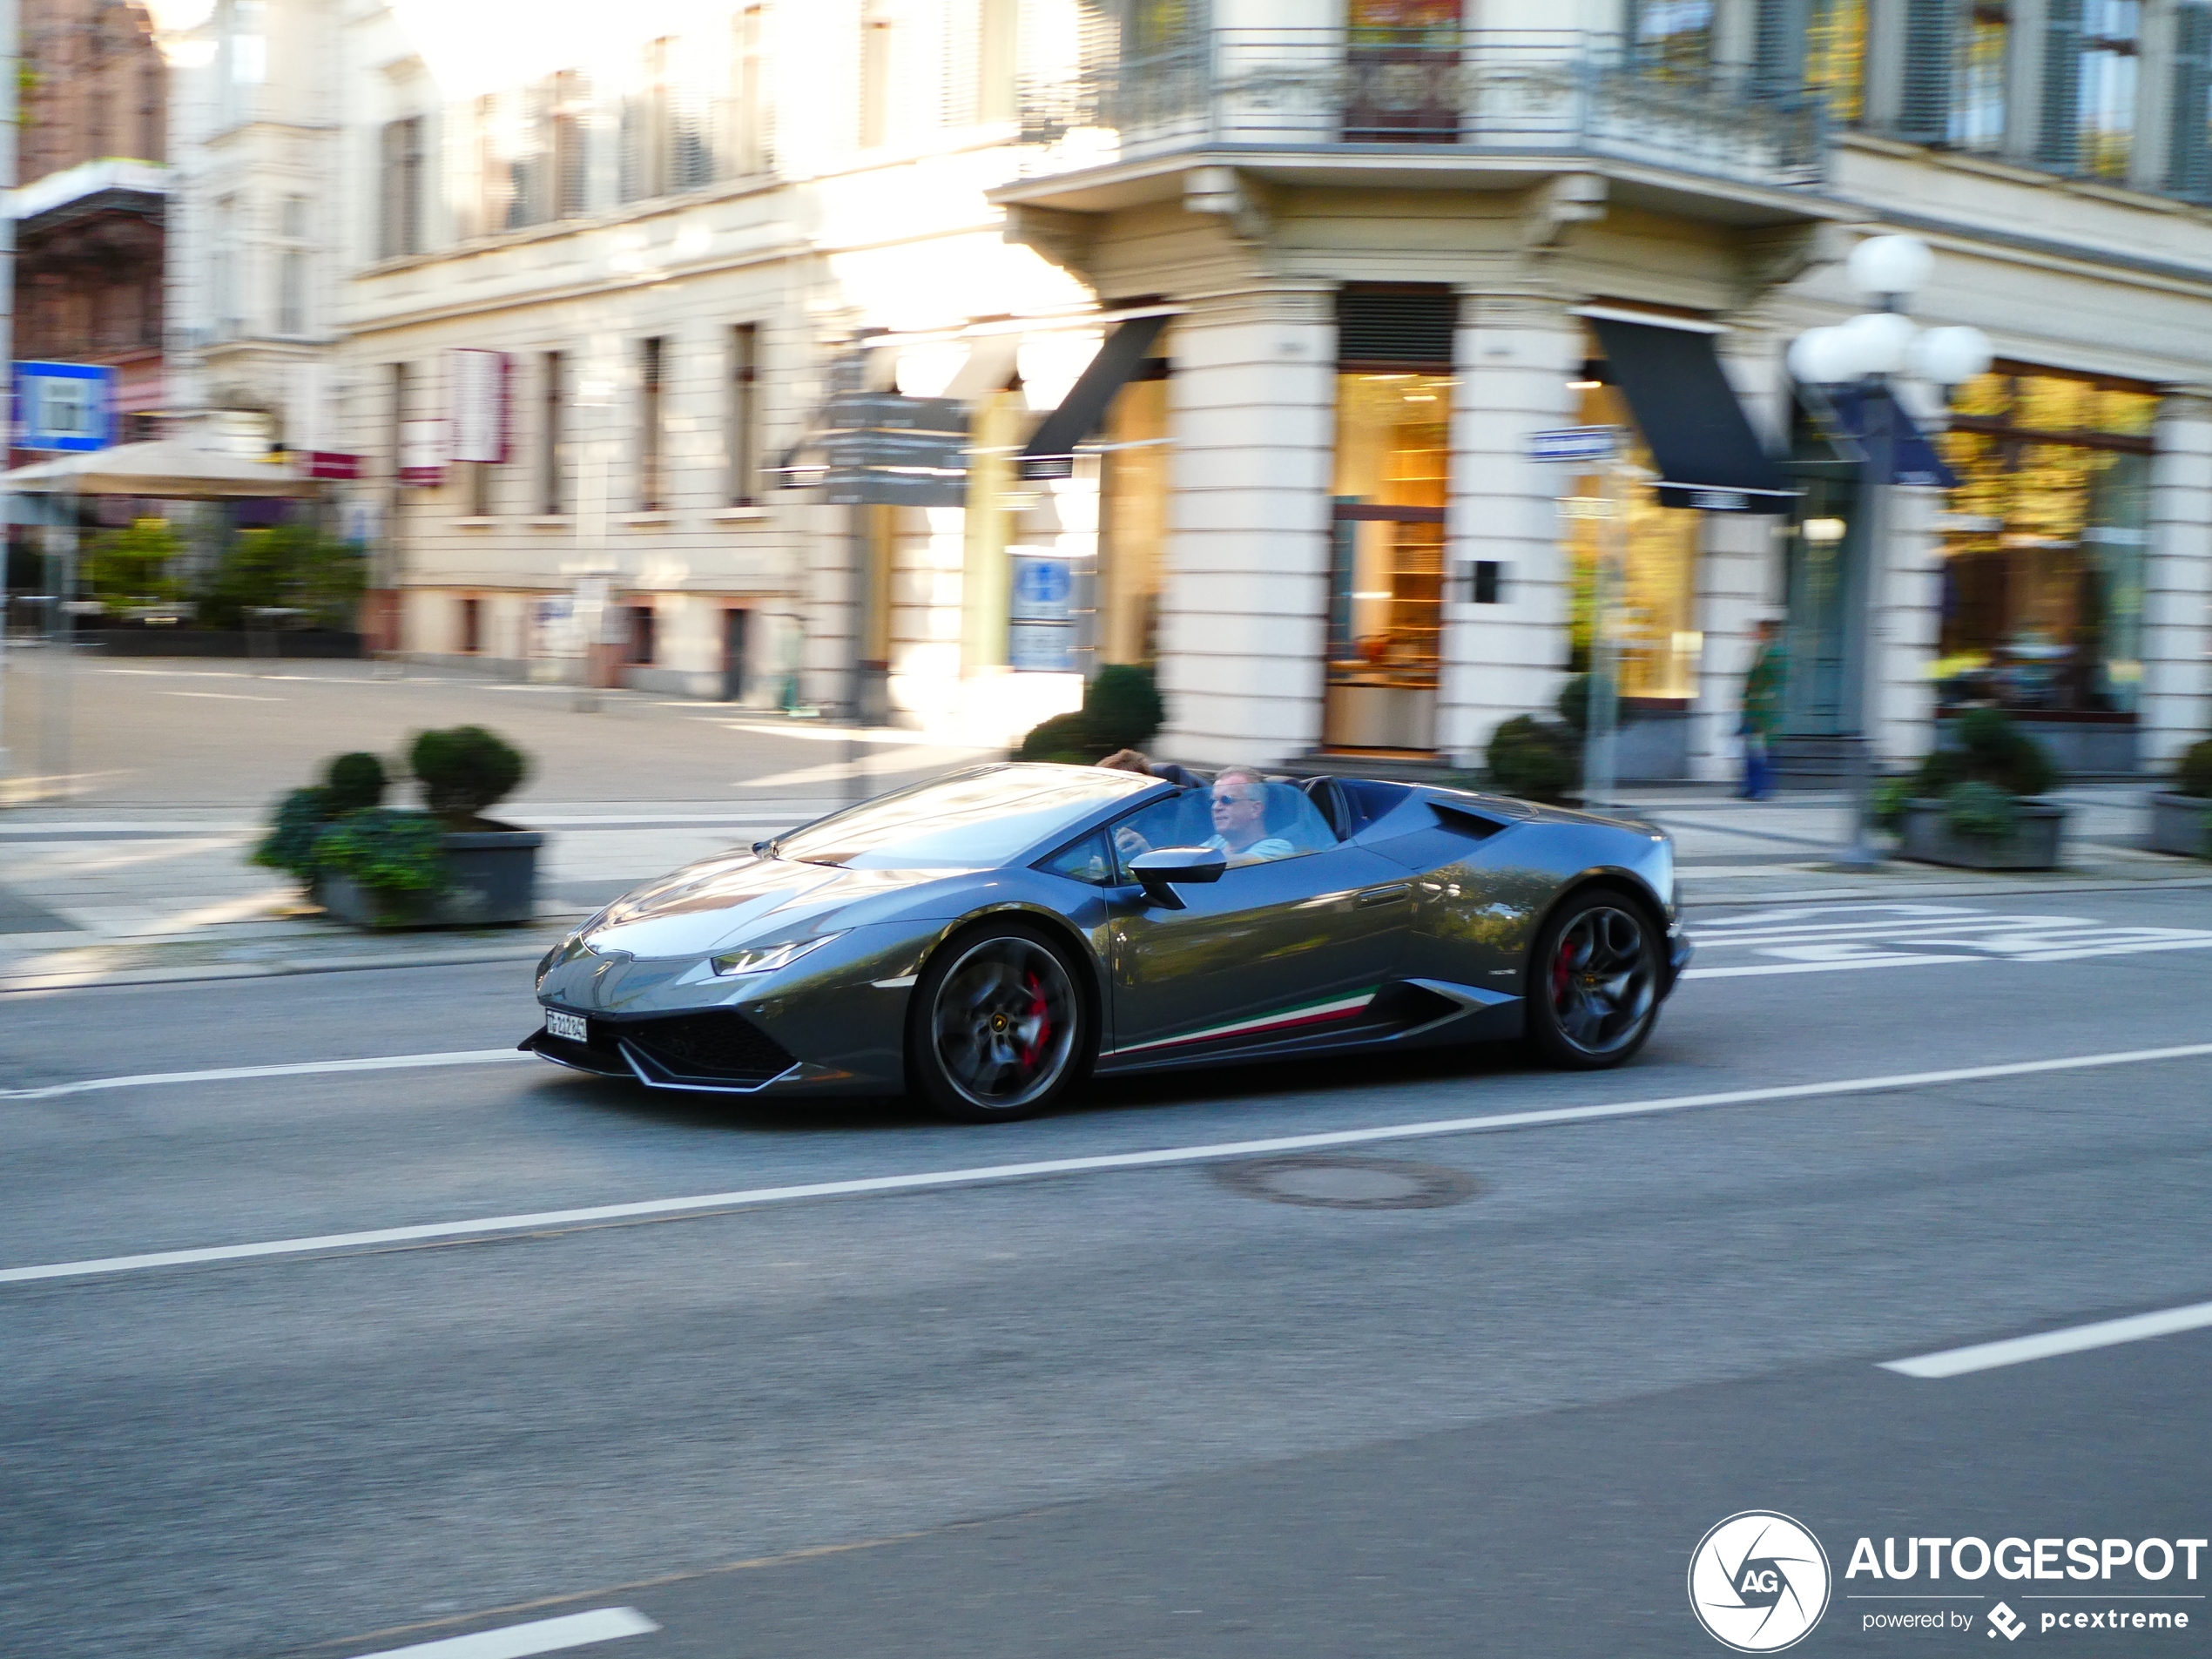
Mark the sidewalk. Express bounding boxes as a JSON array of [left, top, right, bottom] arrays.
[[3, 780, 2202, 995]]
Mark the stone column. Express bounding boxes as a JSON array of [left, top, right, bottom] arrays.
[[2142, 390, 2212, 768], [1435, 293, 1581, 768], [1156, 284, 1337, 768]]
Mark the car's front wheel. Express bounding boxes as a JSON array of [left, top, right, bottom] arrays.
[[908, 922, 1090, 1122], [1526, 887, 1662, 1069]]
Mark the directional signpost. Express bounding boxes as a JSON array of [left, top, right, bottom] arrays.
[[1527, 426, 1625, 811]]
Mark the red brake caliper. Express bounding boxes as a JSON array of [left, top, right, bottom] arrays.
[[1020, 973, 1049, 1069], [1551, 931, 1575, 1010]]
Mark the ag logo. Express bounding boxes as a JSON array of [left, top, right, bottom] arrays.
[[1689, 1511, 1831, 1652]]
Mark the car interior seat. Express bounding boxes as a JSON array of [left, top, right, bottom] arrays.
[[1263, 781, 1340, 853]]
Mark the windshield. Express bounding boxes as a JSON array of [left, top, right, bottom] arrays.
[[772, 764, 1157, 869]]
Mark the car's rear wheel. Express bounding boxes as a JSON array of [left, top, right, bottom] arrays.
[[908, 922, 1089, 1122], [1525, 887, 1662, 1070]]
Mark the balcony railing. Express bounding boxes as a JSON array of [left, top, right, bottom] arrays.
[[1019, 30, 1826, 192]]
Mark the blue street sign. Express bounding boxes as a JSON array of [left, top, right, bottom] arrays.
[[15, 361, 117, 452], [1526, 425, 1618, 464]]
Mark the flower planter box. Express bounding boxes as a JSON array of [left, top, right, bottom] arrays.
[[1897, 799, 2067, 871], [319, 826, 543, 927], [2149, 793, 2212, 860]]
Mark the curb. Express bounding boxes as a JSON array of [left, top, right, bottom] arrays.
[[0, 941, 557, 996]]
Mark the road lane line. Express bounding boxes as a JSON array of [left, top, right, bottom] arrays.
[[1882, 1299, 2212, 1379], [348, 1607, 658, 1659], [4, 1041, 2209, 1289], [0, 1049, 535, 1102]]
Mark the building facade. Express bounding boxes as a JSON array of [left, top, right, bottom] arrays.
[[13, 0, 170, 443], [183, 0, 2212, 774]]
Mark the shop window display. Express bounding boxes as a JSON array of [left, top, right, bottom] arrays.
[[1561, 379, 1702, 703], [1326, 371, 1451, 750], [1935, 368, 2155, 717]]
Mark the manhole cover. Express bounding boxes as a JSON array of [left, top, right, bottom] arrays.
[[1210, 1154, 1480, 1211]]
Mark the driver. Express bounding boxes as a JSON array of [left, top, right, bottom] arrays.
[[1204, 768, 1296, 864]]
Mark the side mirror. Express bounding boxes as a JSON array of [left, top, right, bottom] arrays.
[[1128, 846, 1227, 907]]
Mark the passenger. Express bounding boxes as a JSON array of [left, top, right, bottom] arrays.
[[1096, 749, 1207, 789], [1203, 768, 1296, 865]]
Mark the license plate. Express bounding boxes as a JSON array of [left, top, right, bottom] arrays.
[[545, 1008, 588, 1042]]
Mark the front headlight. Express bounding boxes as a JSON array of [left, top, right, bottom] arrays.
[[711, 933, 843, 978]]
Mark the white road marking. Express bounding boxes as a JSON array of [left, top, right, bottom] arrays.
[[3, 1041, 2207, 1288], [0, 1049, 534, 1103], [1883, 1299, 2212, 1379], [159, 689, 283, 703], [347, 1607, 659, 1659], [1686, 902, 2212, 978]]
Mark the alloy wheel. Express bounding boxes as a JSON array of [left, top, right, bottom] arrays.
[[1546, 904, 1657, 1057], [931, 934, 1080, 1110]]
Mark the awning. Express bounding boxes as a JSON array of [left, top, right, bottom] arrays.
[[1017, 314, 1168, 482], [0, 439, 322, 499], [1584, 316, 1794, 512], [1817, 386, 1960, 489]]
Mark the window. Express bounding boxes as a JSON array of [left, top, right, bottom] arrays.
[[1949, 1, 2009, 151], [468, 460, 492, 517], [2171, 6, 2212, 200], [1632, 0, 1715, 84], [638, 337, 666, 512], [1934, 367, 2158, 716], [1038, 831, 1116, 887], [859, 4, 894, 149], [379, 117, 424, 259], [1097, 365, 1170, 666], [1111, 778, 1340, 872], [553, 72, 587, 218], [211, 196, 237, 337], [2076, 0, 2140, 179], [1805, 0, 1867, 125], [460, 597, 482, 655], [278, 196, 308, 336], [627, 604, 656, 666], [728, 323, 760, 507], [542, 350, 569, 514], [733, 7, 770, 173], [1561, 330, 1703, 704], [1326, 286, 1455, 752], [977, 0, 1019, 123]]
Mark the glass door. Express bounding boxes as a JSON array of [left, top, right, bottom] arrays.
[[1325, 371, 1450, 752]]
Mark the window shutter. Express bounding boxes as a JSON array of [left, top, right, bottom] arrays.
[[1336, 285, 1457, 368], [2171, 5, 2212, 199], [1897, 0, 1955, 141], [1750, 0, 1808, 99], [2037, 0, 2082, 169], [378, 120, 404, 257]]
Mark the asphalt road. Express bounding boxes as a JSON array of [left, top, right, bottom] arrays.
[[3, 888, 2209, 1658]]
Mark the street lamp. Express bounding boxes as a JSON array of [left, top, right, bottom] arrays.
[[1787, 234, 1993, 870]]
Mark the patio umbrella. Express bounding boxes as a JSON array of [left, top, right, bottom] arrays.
[[0, 439, 324, 499]]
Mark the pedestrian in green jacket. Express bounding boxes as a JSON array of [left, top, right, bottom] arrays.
[[1741, 618, 1785, 800]]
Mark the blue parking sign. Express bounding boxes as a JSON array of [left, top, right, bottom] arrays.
[[16, 361, 116, 452]]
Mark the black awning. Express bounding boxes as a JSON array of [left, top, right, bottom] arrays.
[[1585, 316, 1793, 513], [1820, 387, 1960, 489], [1017, 314, 1169, 481]]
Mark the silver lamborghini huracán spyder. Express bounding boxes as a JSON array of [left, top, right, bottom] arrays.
[[523, 763, 1689, 1122]]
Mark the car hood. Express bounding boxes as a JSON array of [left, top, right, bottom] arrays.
[[575, 852, 974, 961]]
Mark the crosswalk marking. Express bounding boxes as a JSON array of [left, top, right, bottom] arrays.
[[1686, 903, 2212, 980]]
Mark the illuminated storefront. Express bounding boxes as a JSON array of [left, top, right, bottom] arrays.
[[1934, 367, 2155, 719]]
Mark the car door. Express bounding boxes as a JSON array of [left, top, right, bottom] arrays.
[[1102, 792, 1414, 1057]]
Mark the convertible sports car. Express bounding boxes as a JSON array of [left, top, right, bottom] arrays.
[[523, 763, 1689, 1122]]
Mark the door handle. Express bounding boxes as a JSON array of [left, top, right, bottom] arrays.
[[1356, 883, 1412, 908]]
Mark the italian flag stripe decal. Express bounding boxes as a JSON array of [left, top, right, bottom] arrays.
[[1109, 990, 1378, 1057]]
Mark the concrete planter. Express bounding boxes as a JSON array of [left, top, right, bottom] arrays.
[[1898, 799, 2067, 871], [319, 826, 543, 927], [2149, 793, 2212, 860]]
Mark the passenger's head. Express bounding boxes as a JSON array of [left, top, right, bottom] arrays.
[[1211, 767, 1268, 850]]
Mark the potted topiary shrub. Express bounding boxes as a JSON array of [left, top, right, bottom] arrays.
[[1896, 709, 2066, 871], [2150, 738, 2212, 859], [1014, 664, 1166, 764], [258, 730, 540, 927], [1484, 711, 1578, 805]]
